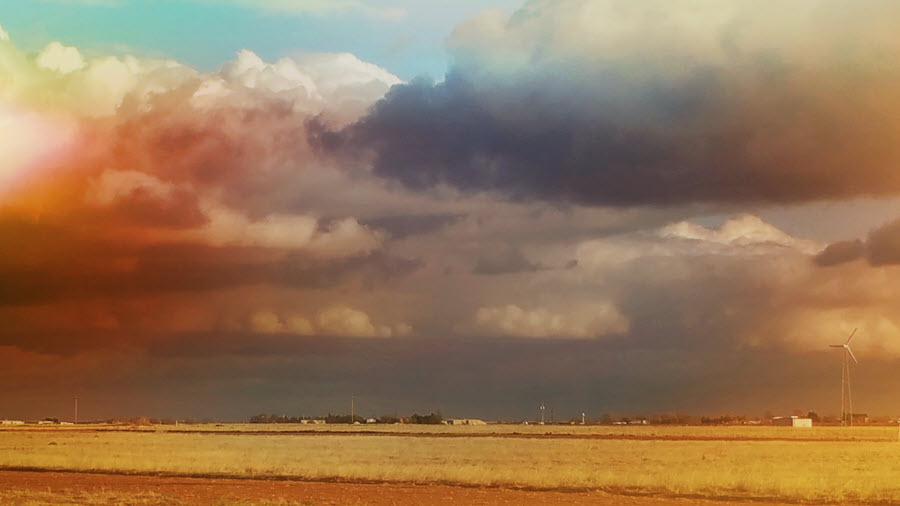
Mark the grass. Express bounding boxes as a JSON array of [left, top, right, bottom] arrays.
[[2, 425, 900, 503]]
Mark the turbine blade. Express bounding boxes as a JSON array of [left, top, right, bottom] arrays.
[[845, 346, 859, 364], [846, 328, 858, 345]]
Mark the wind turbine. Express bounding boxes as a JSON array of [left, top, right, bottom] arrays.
[[829, 328, 858, 427]]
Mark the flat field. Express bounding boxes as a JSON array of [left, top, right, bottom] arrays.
[[2, 424, 900, 504]]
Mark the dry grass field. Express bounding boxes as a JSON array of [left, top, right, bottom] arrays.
[[2, 424, 900, 504]]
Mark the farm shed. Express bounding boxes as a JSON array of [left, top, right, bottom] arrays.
[[448, 419, 487, 426], [772, 416, 812, 427]]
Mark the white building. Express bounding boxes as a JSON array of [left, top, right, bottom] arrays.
[[447, 418, 487, 426], [772, 416, 812, 427]]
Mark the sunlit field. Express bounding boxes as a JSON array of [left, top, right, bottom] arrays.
[[3, 424, 900, 503]]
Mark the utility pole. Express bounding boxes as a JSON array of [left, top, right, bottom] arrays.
[[351, 393, 355, 424], [540, 402, 545, 425], [582, 412, 586, 425], [74, 396, 78, 424]]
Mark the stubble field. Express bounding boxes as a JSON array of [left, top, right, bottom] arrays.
[[1, 424, 900, 504]]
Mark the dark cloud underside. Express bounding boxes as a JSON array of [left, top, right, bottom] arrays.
[[320, 1, 900, 207]]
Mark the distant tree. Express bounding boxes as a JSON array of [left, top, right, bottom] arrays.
[[325, 413, 365, 424], [806, 411, 820, 422], [406, 412, 443, 424]]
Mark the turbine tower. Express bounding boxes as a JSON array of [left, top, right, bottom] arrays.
[[829, 328, 858, 427]]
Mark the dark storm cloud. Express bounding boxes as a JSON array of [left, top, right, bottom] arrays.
[[0, 217, 419, 306], [472, 246, 542, 275], [363, 213, 462, 239], [866, 219, 900, 266], [813, 240, 865, 267], [815, 218, 900, 267], [317, 0, 900, 207]]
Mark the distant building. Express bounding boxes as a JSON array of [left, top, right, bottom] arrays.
[[850, 413, 868, 424], [772, 416, 812, 427], [0, 420, 24, 425], [628, 419, 648, 425], [447, 418, 487, 426], [300, 419, 326, 425], [366, 418, 377, 424]]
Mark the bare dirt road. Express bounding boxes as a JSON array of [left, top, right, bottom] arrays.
[[0, 470, 801, 505]]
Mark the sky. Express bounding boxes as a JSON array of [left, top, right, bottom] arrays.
[[3, 0, 900, 422]]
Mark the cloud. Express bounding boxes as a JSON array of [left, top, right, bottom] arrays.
[[315, 305, 411, 337], [321, 0, 900, 207], [193, 204, 384, 258], [36, 41, 86, 74], [563, 213, 900, 359], [0, 105, 78, 194], [660, 214, 817, 252], [472, 246, 542, 275], [816, 217, 900, 267], [866, 219, 900, 266], [0, 24, 9, 43], [363, 213, 462, 240], [249, 311, 315, 335], [813, 240, 865, 267], [475, 303, 628, 339], [0, 30, 419, 349]]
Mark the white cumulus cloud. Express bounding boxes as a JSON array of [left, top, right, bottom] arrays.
[[250, 306, 411, 337], [475, 303, 629, 339], [36, 41, 86, 74]]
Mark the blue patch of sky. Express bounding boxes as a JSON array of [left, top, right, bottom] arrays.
[[0, 0, 525, 80]]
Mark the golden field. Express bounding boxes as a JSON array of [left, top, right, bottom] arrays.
[[2, 424, 900, 503]]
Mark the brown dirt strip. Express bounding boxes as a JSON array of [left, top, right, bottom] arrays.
[[3, 427, 891, 443], [0, 469, 805, 505]]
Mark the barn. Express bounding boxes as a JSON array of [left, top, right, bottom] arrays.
[[772, 416, 812, 427]]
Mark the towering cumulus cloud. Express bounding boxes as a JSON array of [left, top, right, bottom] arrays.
[[0, 27, 417, 349], [326, 0, 900, 206]]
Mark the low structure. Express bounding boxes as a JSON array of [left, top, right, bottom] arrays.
[[772, 416, 812, 427], [447, 418, 487, 426], [0, 420, 24, 425]]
